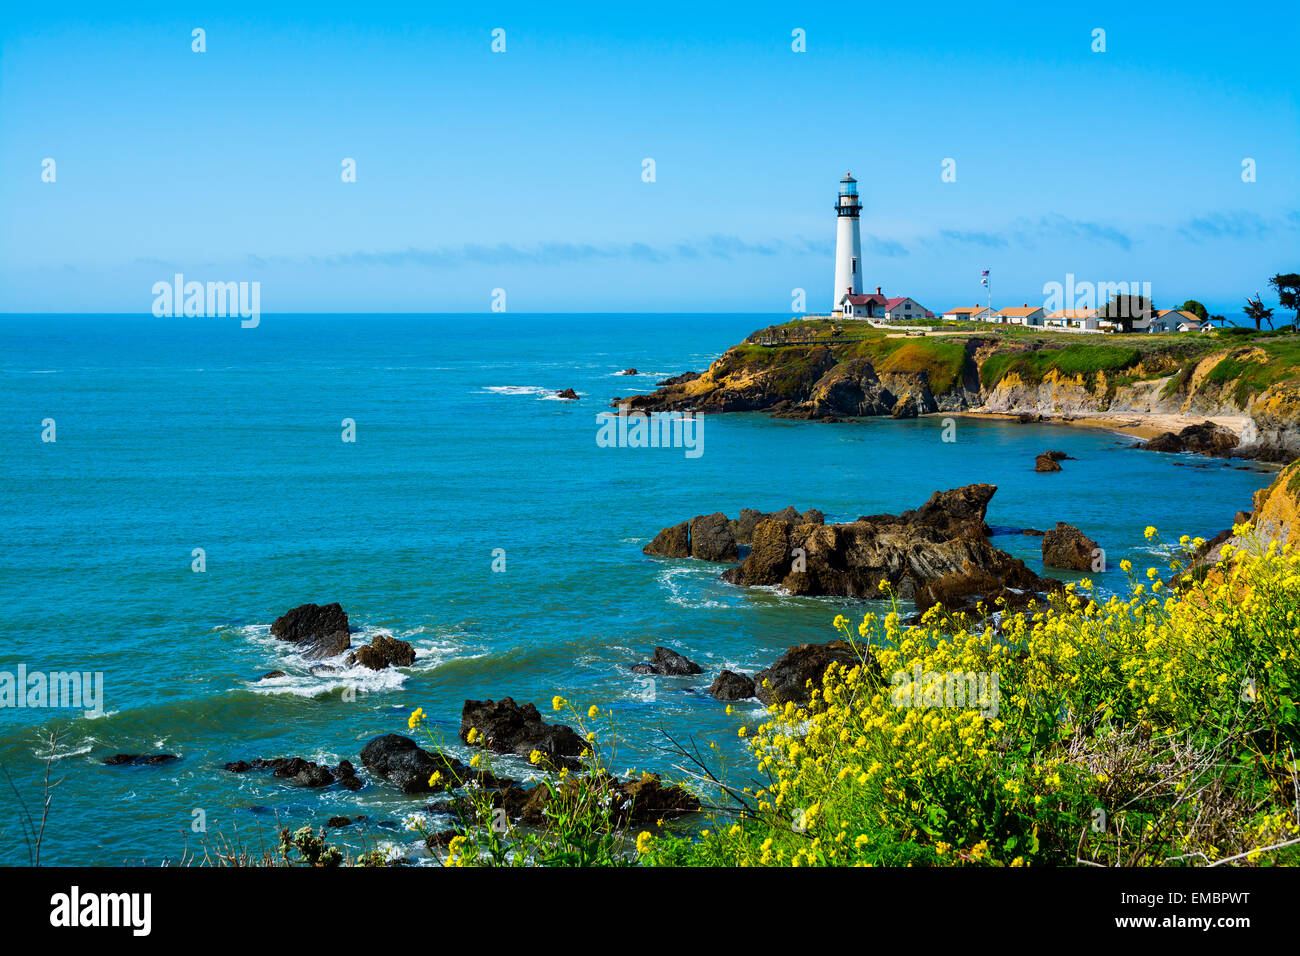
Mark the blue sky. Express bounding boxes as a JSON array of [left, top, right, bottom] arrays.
[[1, 1, 1297, 316]]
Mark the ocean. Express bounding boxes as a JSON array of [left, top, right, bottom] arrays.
[[0, 313, 1274, 865]]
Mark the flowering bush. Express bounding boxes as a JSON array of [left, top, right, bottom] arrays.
[[646, 532, 1300, 866]]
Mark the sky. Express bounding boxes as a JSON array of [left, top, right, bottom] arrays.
[[1, 1, 1297, 317]]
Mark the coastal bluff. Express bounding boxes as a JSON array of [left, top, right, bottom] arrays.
[[616, 320, 1300, 462]]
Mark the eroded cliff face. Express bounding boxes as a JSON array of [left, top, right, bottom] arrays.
[[618, 332, 1300, 460]]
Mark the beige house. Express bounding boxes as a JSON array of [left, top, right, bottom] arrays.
[[942, 304, 995, 322], [994, 305, 1046, 326], [1044, 309, 1101, 331]]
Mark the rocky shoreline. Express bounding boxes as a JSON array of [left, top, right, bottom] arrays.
[[614, 324, 1300, 462]]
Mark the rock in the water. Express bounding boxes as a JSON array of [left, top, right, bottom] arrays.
[[631, 646, 703, 676], [1041, 522, 1101, 571], [360, 734, 468, 794], [619, 368, 638, 376], [459, 698, 588, 770], [721, 484, 1056, 606], [643, 521, 691, 558], [1034, 453, 1062, 472], [753, 641, 862, 707], [221, 756, 361, 790], [646, 507, 825, 560], [1140, 421, 1238, 458], [556, 388, 580, 400], [353, 633, 417, 670], [326, 816, 353, 828], [270, 602, 351, 661], [258, 670, 286, 680], [104, 754, 178, 766], [688, 512, 738, 562], [709, 670, 756, 700]]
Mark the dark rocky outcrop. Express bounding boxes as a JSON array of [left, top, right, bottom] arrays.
[[753, 641, 863, 707], [644, 506, 825, 560], [1139, 421, 1239, 458], [619, 368, 638, 376], [556, 388, 580, 400], [1041, 522, 1101, 572], [709, 670, 756, 700], [326, 816, 353, 828], [271, 603, 352, 661], [643, 521, 691, 558], [222, 756, 363, 790], [258, 670, 287, 680], [360, 734, 470, 794], [1034, 450, 1073, 472], [459, 698, 588, 770], [631, 646, 702, 676], [348, 633, 416, 670], [688, 513, 738, 562], [717, 485, 1058, 609], [655, 371, 700, 387], [104, 754, 178, 766]]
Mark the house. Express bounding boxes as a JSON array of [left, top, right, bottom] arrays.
[[942, 304, 995, 322], [994, 305, 1045, 326], [1044, 309, 1101, 331], [1152, 309, 1207, 333], [882, 296, 932, 322], [840, 287, 933, 321], [839, 290, 889, 319]]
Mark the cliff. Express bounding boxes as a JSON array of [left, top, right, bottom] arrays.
[[618, 321, 1300, 460]]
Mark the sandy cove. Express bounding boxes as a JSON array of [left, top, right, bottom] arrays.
[[948, 410, 1255, 444]]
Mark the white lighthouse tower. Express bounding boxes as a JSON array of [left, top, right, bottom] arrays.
[[831, 173, 863, 315]]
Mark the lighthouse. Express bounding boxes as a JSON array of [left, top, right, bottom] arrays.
[[831, 173, 863, 314]]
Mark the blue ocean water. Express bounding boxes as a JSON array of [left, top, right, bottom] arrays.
[[0, 313, 1274, 865]]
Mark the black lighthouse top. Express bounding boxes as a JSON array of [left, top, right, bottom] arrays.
[[836, 173, 862, 217]]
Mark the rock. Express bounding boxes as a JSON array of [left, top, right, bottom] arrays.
[[891, 393, 919, 419], [647, 507, 825, 560], [459, 698, 589, 770], [655, 371, 700, 387], [221, 756, 361, 790], [1017, 412, 1044, 423], [619, 368, 638, 376], [688, 513, 738, 562], [353, 633, 416, 670], [309, 665, 338, 676], [1034, 453, 1062, 472], [631, 646, 703, 676], [754, 641, 862, 707], [709, 670, 756, 700], [1140, 422, 1239, 458], [326, 816, 353, 828], [361, 734, 468, 794], [643, 521, 691, 558], [258, 670, 286, 680], [556, 388, 580, 400], [1020, 528, 1046, 537], [1041, 522, 1100, 571], [104, 754, 178, 766], [270, 603, 351, 661], [722, 484, 1059, 606]]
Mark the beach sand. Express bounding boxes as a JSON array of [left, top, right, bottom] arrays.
[[951, 410, 1252, 443]]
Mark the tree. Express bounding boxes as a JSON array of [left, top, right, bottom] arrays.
[[1180, 299, 1208, 321], [1268, 274, 1300, 330], [1208, 314, 1227, 328], [1099, 294, 1156, 332], [1244, 295, 1274, 330]]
